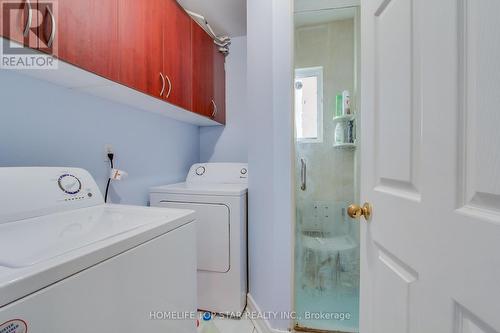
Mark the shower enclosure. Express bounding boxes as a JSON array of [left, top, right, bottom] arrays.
[[293, 5, 360, 333]]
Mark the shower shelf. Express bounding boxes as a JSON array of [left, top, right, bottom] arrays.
[[333, 114, 355, 122], [333, 143, 357, 149]]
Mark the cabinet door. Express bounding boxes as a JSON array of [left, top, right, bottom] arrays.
[[37, 0, 118, 80], [0, 0, 37, 48], [163, 0, 192, 110], [118, 0, 164, 98], [191, 21, 214, 117], [213, 45, 226, 124]]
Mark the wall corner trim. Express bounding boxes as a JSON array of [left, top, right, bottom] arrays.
[[247, 294, 291, 333]]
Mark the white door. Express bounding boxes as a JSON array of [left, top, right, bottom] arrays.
[[360, 0, 500, 332]]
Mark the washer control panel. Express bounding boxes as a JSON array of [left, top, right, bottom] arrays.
[[0, 167, 104, 224], [55, 169, 100, 203], [56, 172, 96, 202]]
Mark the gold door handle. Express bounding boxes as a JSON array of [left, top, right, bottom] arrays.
[[347, 202, 372, 221]]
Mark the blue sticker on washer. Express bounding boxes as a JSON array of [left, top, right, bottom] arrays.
[[0, 319, 28, 333]]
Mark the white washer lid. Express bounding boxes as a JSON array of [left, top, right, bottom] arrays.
[[0, 204, 193, 269], [0, 204, 195, 307], [150, 182, 248, 196]]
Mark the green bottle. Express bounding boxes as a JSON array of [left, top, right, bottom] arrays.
[[335, 94, 343, 117]]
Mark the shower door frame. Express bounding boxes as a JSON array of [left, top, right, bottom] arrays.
[[291, 4, 362, 333]]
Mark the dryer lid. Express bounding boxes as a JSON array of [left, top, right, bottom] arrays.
[[150, 163, 248, 196]]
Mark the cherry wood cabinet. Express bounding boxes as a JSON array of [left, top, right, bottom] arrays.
[[163, 0, 192, 110], [192, 21, 226, 123], [191, 21, 214, 118], [1, 0, 226, 125], [118, 0, 164, 98], [34, 0, 119, 80], [0, 0, 38, 48], [213, 44, 226, 124], [1, 0, 118, 81]]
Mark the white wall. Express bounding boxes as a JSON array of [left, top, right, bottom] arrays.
[[247, 0, 294, 330], [0, 71, 200, 205], [200, 36, 248, 163]]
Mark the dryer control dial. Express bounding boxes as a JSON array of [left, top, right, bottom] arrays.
[[195, 166, 206, 176]]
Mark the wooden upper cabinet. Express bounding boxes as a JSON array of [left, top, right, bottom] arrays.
[[0, 0, 226, 125], [0, 0, 38, 48], [118, 0, 164, 98], [191, 20, 214, 118], [37, 0, 119, 80], [192, 21, 226, 123], [213, 44, 226, 124], [163, 0, 192, 110]]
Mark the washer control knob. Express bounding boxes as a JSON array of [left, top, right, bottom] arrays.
[[58, 174, 82, 195], [195, 166, 206, 176], [240, 168, 248, 175]]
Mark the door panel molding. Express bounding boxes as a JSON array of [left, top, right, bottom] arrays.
[[374, 0, 393, 17], [454, 302, 499, 333], [375, 178, 420, 202], [457, 0, 500, 220], [373, 0, 422, 201], [372, 243, 418, 333], [376, 243, 418, 283]]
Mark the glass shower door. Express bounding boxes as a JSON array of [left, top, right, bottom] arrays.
[[293, 6, 360, 333]]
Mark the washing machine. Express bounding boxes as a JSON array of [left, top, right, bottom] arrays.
[[150, 163, 248, 315], [0, 167, 197, 333]]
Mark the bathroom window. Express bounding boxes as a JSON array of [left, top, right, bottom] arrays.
[[294, 67, 323, 143]]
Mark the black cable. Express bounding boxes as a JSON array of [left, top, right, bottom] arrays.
[[104, 153, 114, 203]]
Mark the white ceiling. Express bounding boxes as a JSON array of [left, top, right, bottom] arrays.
[[177, 0, 247, 37]]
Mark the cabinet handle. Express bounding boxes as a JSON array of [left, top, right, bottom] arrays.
[[23, 0, 32, 37], [211, 99, 218, 118], [46, 6, 56, 48], [159, 73, 166, 97], [165, 74, 172, 99]]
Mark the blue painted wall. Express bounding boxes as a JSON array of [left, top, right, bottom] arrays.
[[0, 70, 200, 205], [247, 0, 293, 330]]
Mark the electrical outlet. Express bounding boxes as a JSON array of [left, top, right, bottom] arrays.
[[104, 144, 113, 162]]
